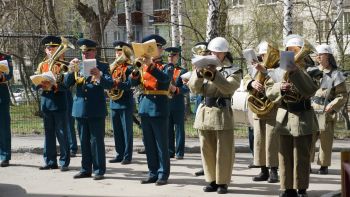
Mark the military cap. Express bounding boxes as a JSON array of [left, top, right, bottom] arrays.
[[113, 41, 131, 50], [165, 47, 181, 56], [41, 35, 61, 47], [142, 34, 166, 46], [77, 38, 97, 51], [192, 41, 209, 55], [194, 41, 208, 47]]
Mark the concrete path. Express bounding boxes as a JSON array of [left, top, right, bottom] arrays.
[[0, 136, 347, 197]]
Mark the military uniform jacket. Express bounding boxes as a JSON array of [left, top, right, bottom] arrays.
[[64, 60, 114, 118], [131, 61, 173, 117], [169, 65, 190, 111], [188, 58, 241, 131], [312, 68, 348, 124], [36, 61, 68, 112], [109, 63, 134, 110], [242, 65, 278, 120], [265, 69, 319, 136], [0, 54, 13, 105]]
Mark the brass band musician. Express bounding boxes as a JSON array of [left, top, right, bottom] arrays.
[[108, 41, 134, 165]]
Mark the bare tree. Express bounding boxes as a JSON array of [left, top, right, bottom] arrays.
[[125, 0, 133, 42], [43, 0, 59, 34], [73, 0, 117, 46]]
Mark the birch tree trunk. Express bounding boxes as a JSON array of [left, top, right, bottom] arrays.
[[125, 0, 133, 42], [170, 0, 179, 46], [283, 0, 293, 38], [44, 0, 59, 34], [178, 0, 184, 49], [206, 0, 220, 41]]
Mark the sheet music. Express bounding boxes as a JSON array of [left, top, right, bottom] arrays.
[[83, 59, 97, 77], [243, 49, 258, 65], [191, 55, 221, 69], [280, 51, 296, 71]]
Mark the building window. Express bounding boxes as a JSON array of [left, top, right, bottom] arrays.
[[134, 25, 143, 42], [116, 1, 125, 13], [116, 26, 127, 41], [232, 0, 244, 6], [134, 0, 142, 11], [154, 25, 170, 43], [154, 0, 170, 10], [343, 12, 350, 35], [258, 0, 277, 4], [317, 20, 330, 42], [232, 24, 244, 38]]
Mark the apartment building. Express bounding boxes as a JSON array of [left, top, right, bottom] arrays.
[[103, 0, 171, 46], [227, 0, 350, 59]]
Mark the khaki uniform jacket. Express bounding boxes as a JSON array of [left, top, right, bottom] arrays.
[[189, 58, 241, 131], [312, 68, 348, 128], [265, 69, 319, 136]]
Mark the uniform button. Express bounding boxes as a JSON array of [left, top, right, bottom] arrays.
[[84, 97, 87, 100], [85, 89, 87, 92]]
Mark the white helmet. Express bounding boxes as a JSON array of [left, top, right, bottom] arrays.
[[284, 34, 304, 48], [257, 41, 268, 55], [316, 44, 333, 54], [208, 37, 229, 52]]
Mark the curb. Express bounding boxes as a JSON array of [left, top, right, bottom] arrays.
[[12, 144, 343, 155]]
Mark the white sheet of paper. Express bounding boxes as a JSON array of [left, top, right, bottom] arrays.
[[83, 59, 96, 77], [191, 55, 221, 69], [180, 71, 192, 80], [280, 51, 296, 71], [0, 60, 9, 74], [30, 71, 56, 86], [243, 49, 258, 65]]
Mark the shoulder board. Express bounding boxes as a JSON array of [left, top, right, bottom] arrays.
[[332, 69, 346, 86]]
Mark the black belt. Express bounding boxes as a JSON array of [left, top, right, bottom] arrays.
[[204, 97, 231, 108], [281, 99, 311, 112], [312, 96, 331, 106]]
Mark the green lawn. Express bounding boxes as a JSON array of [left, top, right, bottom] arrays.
[[9, 102, 350, 139]]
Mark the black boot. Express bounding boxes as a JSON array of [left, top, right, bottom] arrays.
[[253, 166, 269, 181], [194, 169, 204, 176], [318, 166, 328, 175], [203, 181, 218, 192], [268, 167, 279, 183], [279, 189, 297, 197], [298, 189, 308, 197]]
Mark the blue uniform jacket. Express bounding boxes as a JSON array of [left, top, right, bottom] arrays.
[[131, 62, 173, 117], [35, 62, 68, 112], [110, 65, 134, 110], [169, 66, 189, 111], [65, 60, 114, 118], [0, 54, 13, 105]]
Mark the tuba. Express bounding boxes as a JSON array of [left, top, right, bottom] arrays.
[[107, 46, 133, 100], [48, 37, 75, 83], [283, 39, 315, 103], [247, 43, 279, 115]]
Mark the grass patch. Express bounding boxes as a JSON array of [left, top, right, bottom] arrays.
[[10, 102, 350, 139]]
